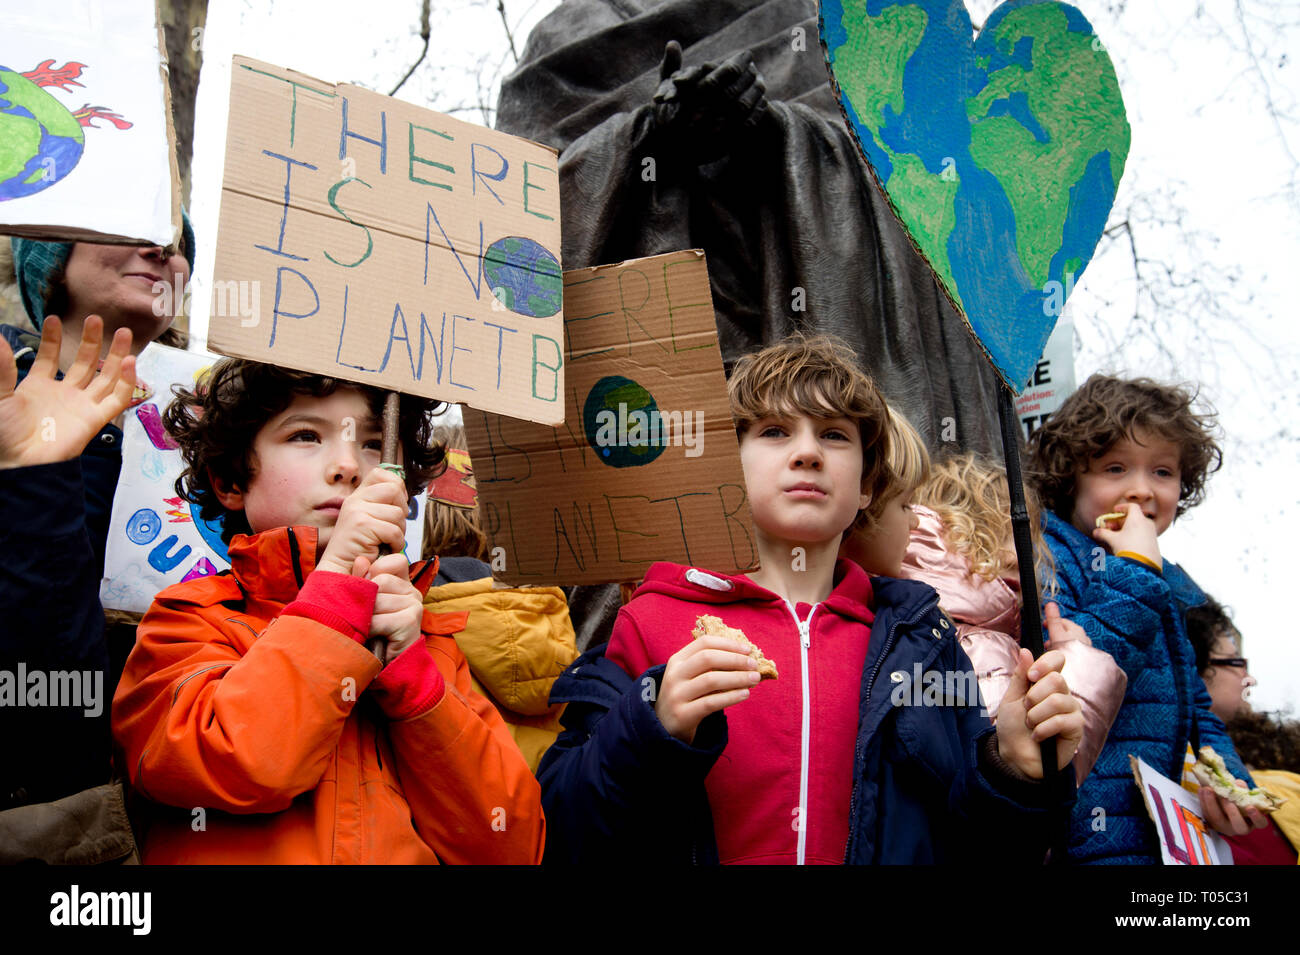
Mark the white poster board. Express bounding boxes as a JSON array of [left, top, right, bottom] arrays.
[[0, 1, 179, 245], [1016, 315, 1076, 441], [101, 344, 427, 614], [1131, 755, 1234, 865]]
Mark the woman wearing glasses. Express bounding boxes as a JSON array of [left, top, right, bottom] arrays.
[[1185, 596, 1256, 723]]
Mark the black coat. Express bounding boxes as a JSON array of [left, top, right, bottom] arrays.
[[538, 574, 1076, 864], [0, 323, 121, 808]]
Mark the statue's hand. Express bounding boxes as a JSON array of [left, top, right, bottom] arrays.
[[651, 41, 770, 161]]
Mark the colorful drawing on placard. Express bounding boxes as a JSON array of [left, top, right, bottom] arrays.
[[189, 501, 230, 563], [135, 401, 178, 450], [428, 448, 477, 508], [583, 376, 668, 469], [1131, 755, 1232, 865], [484, 236, 563, 317], [464, 251, 756, 587], [140, 447, 168, 481], [820, 0, 1130, 390], [0, 61, 132, 201]]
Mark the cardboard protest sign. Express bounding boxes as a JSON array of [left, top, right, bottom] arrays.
[[0, 0, 180, 245], [208, 56, 564, 424], [462, 250, 756, 586], [102, 344, 428, 614], [1016, 313, 1075, 440], [820, 0, 1129, 391], [1131, 756, 1233, 865]]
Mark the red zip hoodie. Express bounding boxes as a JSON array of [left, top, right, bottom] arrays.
[[606, 560, 875, 865]]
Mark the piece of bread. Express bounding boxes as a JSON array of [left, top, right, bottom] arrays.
[[1192, 746, 1287, 813], [692, 614, 778, 680], [1095, 511, 1126, 529]]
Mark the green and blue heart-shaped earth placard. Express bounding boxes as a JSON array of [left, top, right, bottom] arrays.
[[820, 0, 1130, 391]]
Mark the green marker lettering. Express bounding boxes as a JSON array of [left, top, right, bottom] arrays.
[[523, 161, 556, 220], [324, 177, 373, 268], [409, 123, 454, 190]]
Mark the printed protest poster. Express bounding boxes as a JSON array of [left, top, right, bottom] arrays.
[[463, 250, 756, 587], [208, 56, 564, 424], [1016, 314, 1076, 440], [0, 0, 180, 245], [102, 344, 428, 614], [1131, 756, 1233, 865]]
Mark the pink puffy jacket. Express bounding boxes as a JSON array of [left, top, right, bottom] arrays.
[[901, 505, 1126, 784]]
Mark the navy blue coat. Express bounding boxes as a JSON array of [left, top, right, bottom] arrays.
[[1042, 511, 1252, 864], [538, 574, 1076, 864], [0, 323, 121, 808]]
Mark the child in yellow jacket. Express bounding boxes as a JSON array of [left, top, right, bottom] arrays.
[[422, 428, 577, 771]]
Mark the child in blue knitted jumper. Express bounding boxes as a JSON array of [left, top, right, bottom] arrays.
[[1028, 374, 1264, 864]]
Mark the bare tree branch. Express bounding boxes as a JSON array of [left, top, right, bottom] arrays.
[[1233, 0, 1300, 205], [497, 0, 520, 65], [390, 0, 432, 96]]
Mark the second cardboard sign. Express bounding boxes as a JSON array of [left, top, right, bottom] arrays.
[[465, 250, 757, 586]]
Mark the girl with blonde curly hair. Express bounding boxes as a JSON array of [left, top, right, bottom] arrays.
[[902, 441, 1126, 783], [843, 407, 1125, 783]]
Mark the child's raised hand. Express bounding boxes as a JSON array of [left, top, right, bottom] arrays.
[[995, 648, 1084, 779], [353, 553, 424, 666], [316, 467, 408, 575], [1092, 501, 1161, 568], [1043, 601, 1091, 648], [654, 635, 763, 745], [0, 315, 136, 470]]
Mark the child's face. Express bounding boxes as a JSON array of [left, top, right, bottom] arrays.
[[738, 409, 868, 548], [220, 389, 385, 550], [1070, 429, 1182, 537], [841, 490, 918, 577]]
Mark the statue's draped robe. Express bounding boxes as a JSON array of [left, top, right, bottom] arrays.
[[496, 0, 1003, 649]]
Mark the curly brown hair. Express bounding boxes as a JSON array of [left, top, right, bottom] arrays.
[[728, 334, 894, 534], [1027, 374, 1222, 521], [1223, 709, 1300, 773], [1185, 594, 1240, 675], [165, 359, 446, 543]]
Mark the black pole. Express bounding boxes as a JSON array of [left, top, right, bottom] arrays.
[[995, 383, 1057, 783]]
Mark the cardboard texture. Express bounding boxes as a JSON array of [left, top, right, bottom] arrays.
[[462, 250, 756, 586], [820, 0, 1129, 392], [209, 56, 564, 424], [101, 343, 428, 614], [1130, 755, 1233, 865], [0, 0, 181, 245]]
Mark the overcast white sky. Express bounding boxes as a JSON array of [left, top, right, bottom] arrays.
[[187, 0, 1300, 711]]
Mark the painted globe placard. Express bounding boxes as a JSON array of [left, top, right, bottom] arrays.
[[582, 375, 669, 469], [484, 236, 563, 317], [0, 61, 132, 202], [819, 0, 1129, 390]]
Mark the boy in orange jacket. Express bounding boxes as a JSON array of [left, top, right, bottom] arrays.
[[111, 360, 544, 864]]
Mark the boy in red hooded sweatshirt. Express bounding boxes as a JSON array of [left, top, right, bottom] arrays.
[[538, 335, 1083, 864]]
